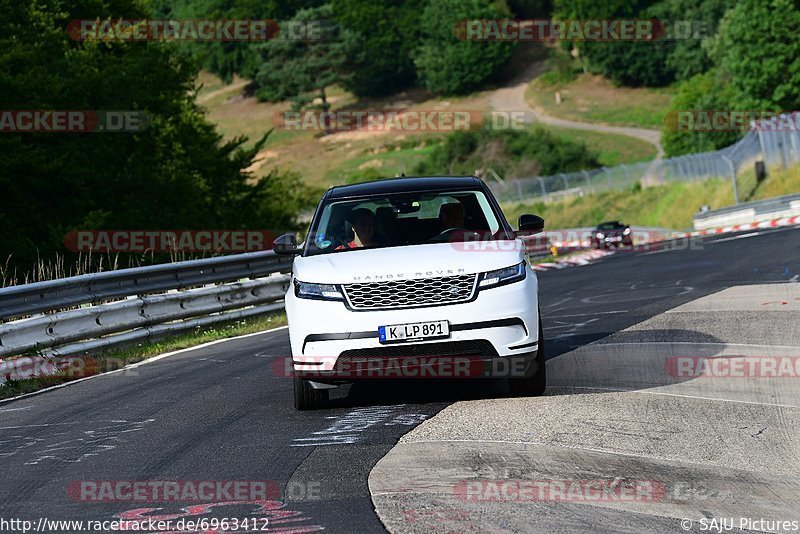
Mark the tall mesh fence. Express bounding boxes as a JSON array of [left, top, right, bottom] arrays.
[[489, 114, 800, 205]]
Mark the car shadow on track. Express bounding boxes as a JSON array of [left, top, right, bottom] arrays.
[[320, 329, 725, 409]]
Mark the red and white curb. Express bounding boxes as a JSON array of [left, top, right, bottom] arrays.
[[685, 215, 800, 237], [532, 249, 612, 271]]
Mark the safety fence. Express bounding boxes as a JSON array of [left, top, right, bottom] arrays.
[[489, 114, 800, 205]]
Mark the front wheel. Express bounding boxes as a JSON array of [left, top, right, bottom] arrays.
[[293, 378, 329, 410], [508, 318, 546, 396]]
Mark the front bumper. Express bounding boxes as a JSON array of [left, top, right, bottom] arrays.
[[285, 269, 540, 376]]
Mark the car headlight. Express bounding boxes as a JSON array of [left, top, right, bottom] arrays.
[[596, 232, 604, 239], [478, 262, 526, 289], [623, 227, 631, 235], [294, 280, 343, 301]]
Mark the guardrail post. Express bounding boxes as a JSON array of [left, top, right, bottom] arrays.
[[756, 122, 767, 166], [722, 155, 739, 205], [781, 131, 790, 168]]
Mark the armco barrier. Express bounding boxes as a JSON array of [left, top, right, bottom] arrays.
[[693, 193, 800, 231], [0, 275, 290, 358], [0, 252, 293, 374], [0, 250, 291, 320]]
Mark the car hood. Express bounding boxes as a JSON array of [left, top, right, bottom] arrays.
[[292, 241, 526, 284]]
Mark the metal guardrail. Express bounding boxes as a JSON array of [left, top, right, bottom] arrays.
[[692, 193, 800, 230], [0, 251, 292, 320], [0, 252, 293, 363]]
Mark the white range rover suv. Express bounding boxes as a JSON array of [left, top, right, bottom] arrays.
[[274, 176, 546, 410]]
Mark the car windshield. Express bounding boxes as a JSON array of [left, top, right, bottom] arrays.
[[304, 189, 503, 256], [598, 221, 624, 230]]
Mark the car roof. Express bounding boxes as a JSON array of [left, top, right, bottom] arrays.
[[598, 220, 624, 226], [327, 176, 483, 199]]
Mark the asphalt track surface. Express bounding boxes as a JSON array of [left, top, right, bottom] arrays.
[[1, 225, 799, 533]]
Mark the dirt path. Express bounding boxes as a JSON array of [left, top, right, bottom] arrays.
[[197, 79, 250, 105], [489, 61, 664, 157]]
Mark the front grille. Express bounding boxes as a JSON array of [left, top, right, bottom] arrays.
[[338, 340, 498, 360], [342, 274, 477, 310]]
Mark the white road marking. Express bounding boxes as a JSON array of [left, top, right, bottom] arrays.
[[0, 406, 33, 414], [291, 405, 429, 447], [708, 231, 762, 243], [0, 325, 288, 405], [552, 318, 599, 340], [542, 297, 573, 309], [546, 310, 628, 319]]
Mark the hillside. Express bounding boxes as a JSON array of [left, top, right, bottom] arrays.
[[502, 164, 800, 231]]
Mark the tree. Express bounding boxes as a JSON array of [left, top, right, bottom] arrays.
[[414, 129, 599, 177], [332, 0, 425, 97], [150, 0, 323, 83], [414, 0, 516, 95], [252, 4, 361, 114], [661, 70, 740, 156], [555, 0, 734, 87], [713, 0, 800, 110], [0, 0, 312, 274]]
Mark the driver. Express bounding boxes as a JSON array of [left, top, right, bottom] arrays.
[[438, 202, 465, 231], [336, 208, 386, 250]]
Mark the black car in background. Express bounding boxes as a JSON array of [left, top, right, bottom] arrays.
[[592, 221, 633, 249]]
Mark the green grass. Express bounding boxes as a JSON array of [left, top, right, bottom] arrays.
[[0, 311, 287, 400], [526, 73, 673, 130], [750, 164, 800, 200], [502, 163, 800, 231], [323, 137, 441, 184], [544, 125, 657, 166], [197, 66, 665, 190], [503, 179, 734, 231]]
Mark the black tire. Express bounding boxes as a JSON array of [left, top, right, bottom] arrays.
[[293, 378, 329, 410], [508, 318, 546, 397]]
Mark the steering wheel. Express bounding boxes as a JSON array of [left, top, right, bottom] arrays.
[[428, 227, 481, 243]]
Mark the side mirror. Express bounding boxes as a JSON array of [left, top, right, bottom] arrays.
[[273, 233, 300, 255], [518, 214, 545, 234]]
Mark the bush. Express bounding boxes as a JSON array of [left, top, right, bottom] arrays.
[[413, 128, 600, 177], [661, 70, 741, 156], [332, 0, 425, 97], [414, 0, 516, 95], [556, 0, 735, 87], [713, 0, 800, 110]]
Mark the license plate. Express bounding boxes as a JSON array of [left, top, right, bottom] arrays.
[[379, 320, 450, 344]]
